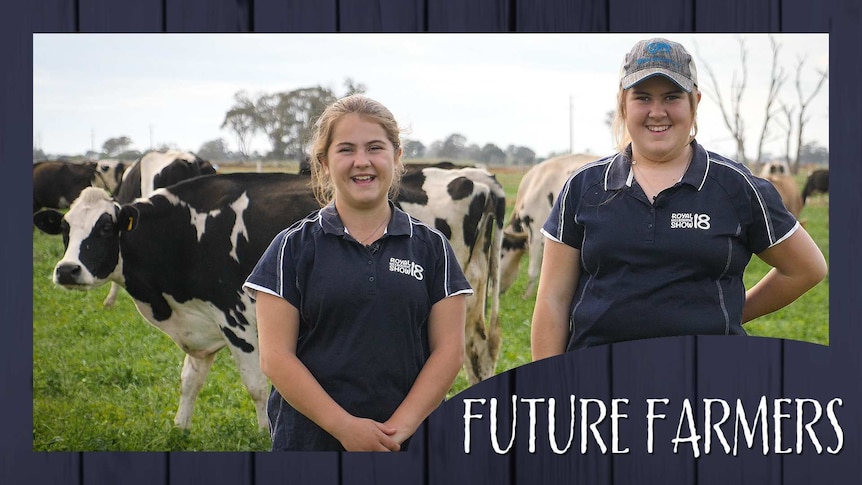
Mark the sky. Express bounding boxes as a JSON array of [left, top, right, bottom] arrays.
[[33, 33, 829, 162]]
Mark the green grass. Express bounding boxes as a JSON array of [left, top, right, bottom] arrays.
[[32, 168, 828, 449]]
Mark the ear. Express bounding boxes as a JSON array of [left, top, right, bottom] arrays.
[[117, 204, 141, 233], [318, 154, 330, 174], [33, 209, 64, 235]]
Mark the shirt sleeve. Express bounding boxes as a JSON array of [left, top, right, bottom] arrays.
[[745, 175, 801, 254], [243, 227, 302, 309], [429, 232, 473, 305], [541, 174, 585, 249]]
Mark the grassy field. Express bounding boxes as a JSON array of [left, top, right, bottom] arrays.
[[32, 164, 829, 451]]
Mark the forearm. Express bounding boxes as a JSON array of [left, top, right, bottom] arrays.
[[262, 353, 354, 436], [742, 267, 822, 323], [743, 228, 827, 324], [531, 298, 570, 360], [385, 345, 464, 440]]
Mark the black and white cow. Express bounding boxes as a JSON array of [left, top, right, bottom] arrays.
[[33, 159, 127, 212], [34, 173, 321, 430], [501, 153, 595, 298], [114, 150, 216, 203], [802, 169, 829, 204], [100, 150, 217, 307], [397, 166, 506, 384]]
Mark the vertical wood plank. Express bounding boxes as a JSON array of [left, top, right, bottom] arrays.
[[608, 0, 693, 31], [78, 0, 163, 31], [339, 0, 424, 32], [694, 0, 780, 31], [32, 0, 77, 31], [512, 348, 613, 484], [9, 454, 81, 485], [611, 339, 697, 482], [780, 0, 831, 31], [2, 4, 54, 483], [253, 0, 337, 32], [695, 338, 783, 484], [427, 0, 510, 32], [169, 453, 253, 484], [254, 452, 341, 483], [784, 1, 862, 484], [514, 0, 607, 31], [427, 374, 513, 483], [82, 453, 167, 484], [166, 0, 251, 32]]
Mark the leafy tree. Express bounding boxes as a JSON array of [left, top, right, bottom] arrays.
[[799, 142, 829, 166], [253, 87, 337, 160], [480, 143, 505, 165], [33, 147, 46, 160], [343, 78, 368, 97], [102, 136, 133, 157], [439, 133, 467, 159], [198, 138, 230, 161], [402, 139, 426, 159]]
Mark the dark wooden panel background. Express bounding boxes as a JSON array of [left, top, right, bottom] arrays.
[[10, 0, 858, 483]]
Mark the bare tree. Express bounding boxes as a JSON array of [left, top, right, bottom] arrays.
[[792, 57, 828, 174], [753, 36, 787, 165], [222, 91, 257, 161], [774, 102, 795, 168], [696, 37, 748, 164]]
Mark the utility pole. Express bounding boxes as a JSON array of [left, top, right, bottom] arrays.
[[149, 124, 154, 150], [91, 128, 95, 159]]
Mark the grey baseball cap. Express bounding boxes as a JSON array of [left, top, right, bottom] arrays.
[[620, 38, 698, 92]]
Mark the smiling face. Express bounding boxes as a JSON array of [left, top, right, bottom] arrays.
[[322, 113, 402, 212], [624, 76, 701, 164]]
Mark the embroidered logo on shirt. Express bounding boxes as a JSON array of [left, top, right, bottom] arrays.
[[670, 212, 711, 230], [389, 257, 425, 281]]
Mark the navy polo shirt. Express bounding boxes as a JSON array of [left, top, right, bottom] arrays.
[[244, 202, 472, 451], [542, 140, 799, 351]]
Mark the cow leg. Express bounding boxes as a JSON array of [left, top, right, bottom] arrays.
[[224, 342, 270, 430], [103, 282, 121, 307], [174, 352, 216, 429]]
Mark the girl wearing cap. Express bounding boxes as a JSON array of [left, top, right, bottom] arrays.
[[244, 95, 470, 451], [531, 38, 827, 359]]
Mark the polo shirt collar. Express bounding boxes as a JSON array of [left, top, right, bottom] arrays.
[[319, 201, 413, 238], [604, 139, 709, 192]]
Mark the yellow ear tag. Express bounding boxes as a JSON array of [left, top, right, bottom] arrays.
[[127, 217, 134, 231]]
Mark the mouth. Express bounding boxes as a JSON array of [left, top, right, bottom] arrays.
[[647, 125, 670, 133], [351, 175, 376, 184]]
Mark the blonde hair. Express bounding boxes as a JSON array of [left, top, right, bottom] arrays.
[[611, 86, 700, 153], [308, 95, 404, 206]]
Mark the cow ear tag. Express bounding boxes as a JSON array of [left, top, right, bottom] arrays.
[[119, 205, 140, 233]]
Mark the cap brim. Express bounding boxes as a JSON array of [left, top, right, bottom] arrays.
[[621, 69, 694, 93]]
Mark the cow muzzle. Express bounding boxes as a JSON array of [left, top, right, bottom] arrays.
[[54, 262, 85, 287]]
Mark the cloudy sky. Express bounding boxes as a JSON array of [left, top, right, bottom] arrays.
[[33, 33, 828, 162]]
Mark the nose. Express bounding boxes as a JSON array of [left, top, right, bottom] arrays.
[[55, 263, 82, 285], [648, 101, 667, 118]]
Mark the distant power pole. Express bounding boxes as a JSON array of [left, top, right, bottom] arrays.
[[149, 124, 154, 150], [91, 128, 95, 158], [569, 94, 574, 154]]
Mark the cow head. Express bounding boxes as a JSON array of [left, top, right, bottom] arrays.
[[33, 187, 124, 290]]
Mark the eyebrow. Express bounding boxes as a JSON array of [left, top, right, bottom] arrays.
[[334, 139, 388, 146]]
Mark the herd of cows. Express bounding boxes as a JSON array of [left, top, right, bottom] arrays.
[[32, 150, 830, 431]]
